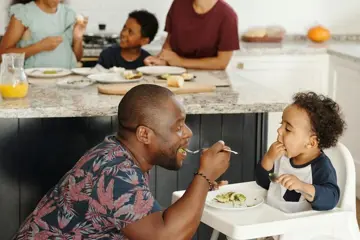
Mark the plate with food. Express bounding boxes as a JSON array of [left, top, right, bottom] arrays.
[[25, 68, 72, 78], [88, 71, 142, 84], [206, 191, 264, 210], [158, 72, 196, 81], [71, 67, 101, 76], [136, 66, 186, 76], [56, 78, 95, 89]]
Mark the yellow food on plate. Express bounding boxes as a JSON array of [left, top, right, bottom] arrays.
[[43, 70, 57, 74], [123, 70, 143, 80], [0, 83, 29, 99], [214, 192, 246, 204], [167, 75, 184, 88], [181, 73, 194, 80]]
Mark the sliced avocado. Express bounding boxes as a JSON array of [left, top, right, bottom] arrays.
[[229, 192, 237, 201], [178, 148, 186, 154], [213, 192, 246, 205], [234, 193, 246, 202], [214, 193, 230, 203]]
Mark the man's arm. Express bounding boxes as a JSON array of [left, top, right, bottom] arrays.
[[122, 141, 231, 240], [122, 175, 209, 240]]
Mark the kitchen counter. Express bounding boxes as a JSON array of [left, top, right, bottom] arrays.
[[84, 40, 360, 64], [8, 41, 360, 119], [0, 71, 288, 118], [8, 38, 360, 119]]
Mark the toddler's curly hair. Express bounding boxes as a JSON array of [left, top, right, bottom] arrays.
[[293, 92, 346, 149]]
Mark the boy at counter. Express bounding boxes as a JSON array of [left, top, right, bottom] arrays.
[[255, 92, 346, 239], [98, 10, 158, 70]]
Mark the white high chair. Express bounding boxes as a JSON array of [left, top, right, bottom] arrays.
[[208, 142, 359, 240]]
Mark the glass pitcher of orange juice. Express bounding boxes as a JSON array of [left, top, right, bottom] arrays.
[[0, 53, 28, 99]]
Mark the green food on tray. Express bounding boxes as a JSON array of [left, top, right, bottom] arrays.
[[214, 191, 246, 204]]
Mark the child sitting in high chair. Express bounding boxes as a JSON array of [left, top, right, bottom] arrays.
[[255, 92, 346, 240]]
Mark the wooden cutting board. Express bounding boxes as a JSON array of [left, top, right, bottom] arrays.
[[98, 82, 216, 95]]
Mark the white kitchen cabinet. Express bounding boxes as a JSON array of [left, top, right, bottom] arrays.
[[228, 55, 329, 149], [328, 55, 360, 198]]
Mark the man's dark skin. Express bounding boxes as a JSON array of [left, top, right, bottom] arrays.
[[116, 84, 231, 239]]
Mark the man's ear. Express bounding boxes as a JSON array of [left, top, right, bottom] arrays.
[[136, 126, 154, 144]]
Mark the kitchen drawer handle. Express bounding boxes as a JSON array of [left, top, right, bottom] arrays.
[[237, 62, 244, 69]]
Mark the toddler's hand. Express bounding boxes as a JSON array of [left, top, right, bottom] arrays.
[[264, 141, 286, 163], [277, 174, 304, 191]]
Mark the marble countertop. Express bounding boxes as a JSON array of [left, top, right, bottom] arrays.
[[3, 40, 360, 119], [83, 40, 360, 63], [0, 71, 289, 118]]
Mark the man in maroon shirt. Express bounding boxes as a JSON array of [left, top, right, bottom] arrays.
[[145, 0, 239, 70]]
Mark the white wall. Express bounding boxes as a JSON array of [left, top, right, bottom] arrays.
[[1, 0, 360, 35]]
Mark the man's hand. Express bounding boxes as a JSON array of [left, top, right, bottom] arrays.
[[198, 140, 231, 182], [212, 180, 228, 190]]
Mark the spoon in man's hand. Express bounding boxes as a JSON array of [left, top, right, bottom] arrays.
[[185, 148, 238, 155]]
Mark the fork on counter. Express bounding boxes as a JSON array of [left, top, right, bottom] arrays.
[[185, 148, 238, 155]]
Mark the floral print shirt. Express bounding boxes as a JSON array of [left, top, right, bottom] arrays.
[[13, 136, 161, 240]]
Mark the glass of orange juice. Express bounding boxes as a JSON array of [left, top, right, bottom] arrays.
[[0, 53, 29, 99]]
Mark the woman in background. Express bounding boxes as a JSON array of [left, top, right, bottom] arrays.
[[0, 0, 87, 69], [145, 0, 239, 70]]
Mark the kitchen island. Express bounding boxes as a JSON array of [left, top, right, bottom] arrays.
[[0, 71, 289, 240], [3, 38, 360, 239]]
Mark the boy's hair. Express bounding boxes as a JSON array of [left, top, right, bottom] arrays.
[[292, 92, 346, 149], [129, 10, 159, 43]]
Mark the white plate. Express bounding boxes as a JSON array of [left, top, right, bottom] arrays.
[[56, 78, 95, 89], [71, 67, 101, 76], [25, 68, 72, 78], [136, 66, 186, 76], [205, 190, 264, 210], [87, 73, 142, 84]]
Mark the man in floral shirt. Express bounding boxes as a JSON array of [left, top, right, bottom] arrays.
[[13, 84, 231, 240]]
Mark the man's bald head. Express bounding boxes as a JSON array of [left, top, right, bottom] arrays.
[[117, 84, 175, 138]]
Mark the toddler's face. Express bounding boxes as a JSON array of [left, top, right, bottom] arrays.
[[277, 104, 315, 158]]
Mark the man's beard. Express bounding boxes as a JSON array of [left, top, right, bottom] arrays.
[[155, 147, 181, 171]]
